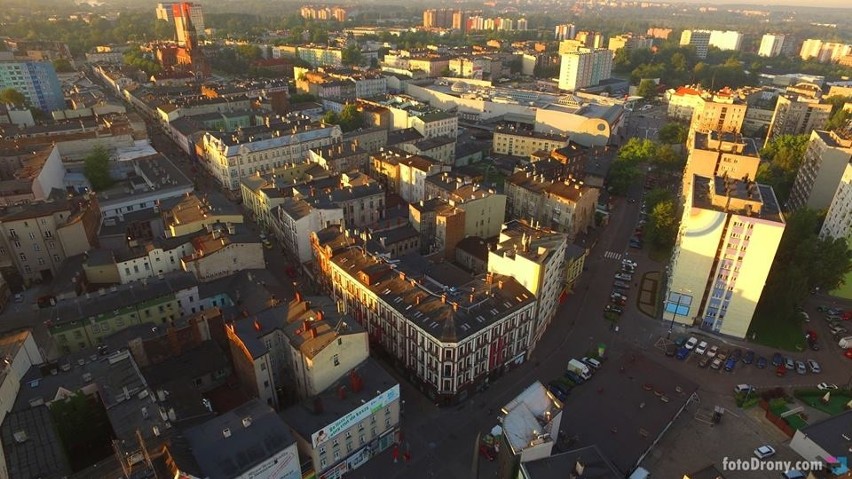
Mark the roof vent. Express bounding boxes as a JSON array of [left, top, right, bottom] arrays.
[[13, 430, 27, 443], [242, 416, 252, 428], [222, 428, 231, 438]]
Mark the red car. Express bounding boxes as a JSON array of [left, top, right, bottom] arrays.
[[479, 445, 495, 461], [775, 365, 787, 377], [845, 349, 852, 360]]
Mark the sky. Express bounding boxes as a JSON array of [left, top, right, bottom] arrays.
[[669, 0, 852, 8]]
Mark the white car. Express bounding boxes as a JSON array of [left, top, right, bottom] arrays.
[[754, 445, 776, 460], [817, 382, 838, 391], [695, 341, 708, 355], [685, 337, 698, 350], [706, 345, 718, 358]]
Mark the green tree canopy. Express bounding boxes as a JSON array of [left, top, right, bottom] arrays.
[[342, 44, 364, 66], [755, 134, 809, 205], [0, 88, 27, 107], [83, 145, 113, 191], [618, 138, 657, 163], [646, 199, 679, 250], [50, 392, 114, 471], [52, 58, 75, 73], [323, 104, 364, 133], [637, 79, 658, 99], [658, 123, 689, 145]]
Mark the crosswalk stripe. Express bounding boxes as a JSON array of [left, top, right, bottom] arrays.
[[603, 251, 622, 260]]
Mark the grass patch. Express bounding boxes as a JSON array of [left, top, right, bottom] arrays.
[[795, 389, 852, 416], [748, 309, 806, 352], [769, 401, 808, 430]]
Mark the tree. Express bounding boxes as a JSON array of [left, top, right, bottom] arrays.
[[651, 145, 685, 171], [618, 138, 657, 163], [322, 110, 339, 125], [338, 104, 364, 132], [83, 145, 113, 191], [52, 58, 75, 73], [658, 123, 688, 145], [637, 79, 657, 99], [341, 45, 364, 66], [607, 160, 640, 195], [646, 199, 678, 250], [0, 88, 27, 107], [756, 134, 809, 204]]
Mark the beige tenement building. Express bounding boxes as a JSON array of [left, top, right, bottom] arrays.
[[493, 124, 570, 158], [665, 175, 785, 339], [487, 221, 568, 347], [689, 92, 747, 134], [683, 131, 761, 203], [765, 94, 832, 146], [787, 130, 852, 211], [505, 172, 599, 240]]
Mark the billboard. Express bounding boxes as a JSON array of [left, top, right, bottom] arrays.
[[311, 384, 400, 448]]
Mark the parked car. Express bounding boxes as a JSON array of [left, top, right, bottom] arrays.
[[695, 341, 708, 355], [582, 357, 602, 369], [817, 382, 838, 391], [806, 359, 821, 373], [731, 349, 743, 362], [785, 357, 795, 370], [676, 347, 690, 360], [698, 356, 711, 368], [706, 346, 718, 358], [771, 353, 784, 366], [622, 259, 637, 268], [673, 336, 688, 347], [717, 349, 729, 361], [734, 384, 756, 394], [776, 365, 787, 377], [795, 360, 807, 375], [809, 340, 820, 351], [799, 311, 810, 322], [710, 358, 723, 370], [754, 445, 776, 460], [612, 288, 629, 297], [629, 240, 643, 249], [685, 337, 699, 350], [614, 280, 631, 289], [564, 370, 584, 384], [756, 356, 767, 369], [615, 273, 633, 281], [724, 358, 737, 372], [743, 350, 755, 364], [548, 382, 569, 401], [605, 305, 624, 314]]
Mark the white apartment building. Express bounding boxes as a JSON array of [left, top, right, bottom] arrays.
[[787, 130, 852, 211], [758, 34, 786, 58], [666, 175, 785, 339], [487, 221, 568, 347], [554, 24, 576, 41], [708, 31, 744, 52], [409, 111, 458, 139], [800, 39, 852, 63], [558, 48, 613, 91], [273, 197, 345, 264], [820, 162, 852, 242], [765, 94, 832, 146], [200, 119, 342, 190]]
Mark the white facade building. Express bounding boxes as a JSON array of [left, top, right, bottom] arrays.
[[758, 34, 786, 58], [558, 48, 613, 91]]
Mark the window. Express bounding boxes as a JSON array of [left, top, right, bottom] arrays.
[[320, 458, 327, 468], [359, 434, 365, 445], [19, 253, 26, 261], [33, 244, 40, 252], [13, 241, 20, 248], [24, 265, 31, 273], [37, 258, 45, 265], [319, 446, 326, 454], [333, 354, 340, 366], [385, 417, 391, 427]]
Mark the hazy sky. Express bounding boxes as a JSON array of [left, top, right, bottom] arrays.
[[670, 0, 852, 8]]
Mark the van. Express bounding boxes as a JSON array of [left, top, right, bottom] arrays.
[[733, 384, 755, 394], [567, 359, 592, 380], [839, 336, 852, 349]]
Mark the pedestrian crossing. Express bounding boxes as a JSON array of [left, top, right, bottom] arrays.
[[604, 251, 622, 260]]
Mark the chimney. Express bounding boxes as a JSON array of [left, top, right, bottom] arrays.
[[350, 370, 363, 392], [222, 428, 232, 438], [498, 280, 504, 289], [416, 295, 421, 305], [399, 271, 406, 281], [486, 272, 493, 284], [338, 386, 347, 399], [575, 460, 585, 476], [295, 291, 302, 303], [242, 416, 252, 428], [302, 319, 311, 332]]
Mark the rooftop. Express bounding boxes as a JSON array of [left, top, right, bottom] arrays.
[[690, 175, 784, 224], [501, 381, 562, 455], [0, 406, 71, 479], [163, 192, 241, 228], [495, 123, 569, 142], [493, 220, 567, 265], [520, 445, 621, 479], [412, 135, 455, 151], [329, 247, 534, 342], [560, 351, 698, 474], [311, 141, 365, 160], [181, 399, 296, 479], [797, 409, 852, 460], [280, 358, 397, 441], [692, 131, 760, 157], [97, 154, 193, 207], [387, 128, 424, 146]]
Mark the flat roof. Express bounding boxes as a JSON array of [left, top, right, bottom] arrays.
[[280, 358, 397, 441], [798, 409, 852, 459], [183, 399, 296, 479], [521, 445, 621, 479], [0, 406, 71, 479], [501, 381, 562, 454], [493, 220, 566, 265], [560, 351, 698, 475], [691, 175, 784, 224]]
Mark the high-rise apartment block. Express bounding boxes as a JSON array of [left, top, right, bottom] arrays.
[[608, 34, 654, 53], [575, 31, 604, 49], [787, 130, 852, 211], [690, 91, 747, 134], [646, 27, 672, 40], [820, 160, 852, 242], [300, 5, 348, 22], [765, 93, 832, 146], [0, 60, 65, 111], [666, 174, 785, 339], [422, 9, 457, 29], [683, 131, 761, 202], [554, 24, 576, 41], [452, 10, 467, 30], [758, 34, 786, 58], [680, 30, 712, 59], [800, 39, 852, 63], [558, 48, 613, 91], [680, 30, 743, 59]]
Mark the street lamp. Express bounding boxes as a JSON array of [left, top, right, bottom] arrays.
[[665, 288, 692, 338]]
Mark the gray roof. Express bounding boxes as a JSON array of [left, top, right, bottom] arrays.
[[280, 358, 397, 441], [521, 445, 621, 479], [0, 406, 71, 479], [41, 271, 198, 326], [798, 409, 852, 459], [182, 399, 296, 479], [141, 341, 230, 389]]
